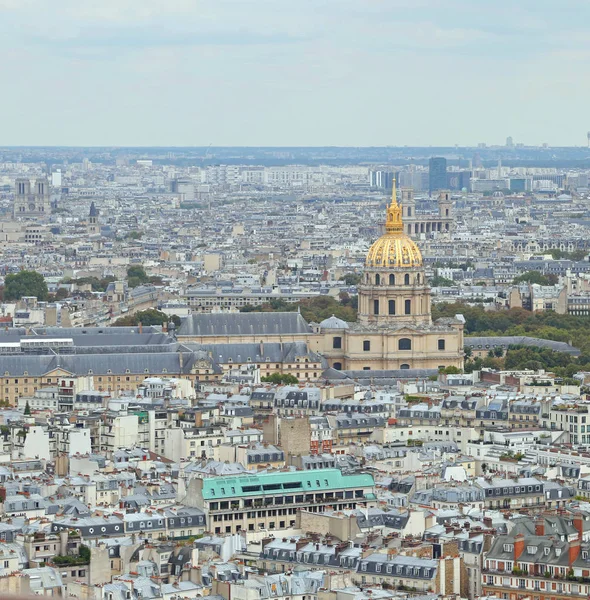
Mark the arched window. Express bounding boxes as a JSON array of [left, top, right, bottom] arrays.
[[416, 274, 421, 284], [333, 362, 342, 371], [446, 208, 449, 216], [388, 299, 396, 315], [404, 274, 410, 285], [389, 274, 395, 285], [374, 300, 379, 315], [333, 337, 342, 349], [400, 364, 410, 370], [408, 207, 412, 217], [399, 338, 412, 351], [375, 274, 381, 285], [405, 299, 411, 314]]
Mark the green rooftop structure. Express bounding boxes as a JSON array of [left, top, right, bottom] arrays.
[[185, 468, 376, 535], [200, 468, 375, 500]]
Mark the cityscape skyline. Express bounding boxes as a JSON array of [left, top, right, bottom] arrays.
[[2, 0, 590, 146]]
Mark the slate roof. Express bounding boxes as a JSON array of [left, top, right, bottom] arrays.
[[466, 336, 580, 355], [178, 312, 313, 337], [321, 368, 439, 383]]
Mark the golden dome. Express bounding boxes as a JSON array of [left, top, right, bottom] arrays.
[[365, 181, 423, 268]]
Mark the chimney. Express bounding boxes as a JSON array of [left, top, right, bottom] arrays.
[[514, 533, 525, 560], [138, 321, 143, 334], [570, 538, 581, 565], [296, 538, 311, 552], [574, 513, 584, 540], [535, 517, 545, 536]]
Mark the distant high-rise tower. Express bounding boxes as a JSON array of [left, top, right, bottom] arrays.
[[369, 169, 396, 190], [428, 157, 447, 195], [88, 201, 99, 236], [13, 177, 51, 219], [587, 132, 590, 148], [506, 136, 514, 148]]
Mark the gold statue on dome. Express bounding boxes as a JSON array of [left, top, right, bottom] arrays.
[[385, 179, 403, 234]]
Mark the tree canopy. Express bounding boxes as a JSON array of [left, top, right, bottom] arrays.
[[430, 275, 455, 287], [68, 276, 115, 292], [513, 271, 558, 286], [127, 265, 149, 288], [113, 309, 180, 327], [241, 295, 357, 323], [339, 273, 362, 286], [435, 301, 590, 375], [261, 373, 299, 384], [4, 270, 48, 301]]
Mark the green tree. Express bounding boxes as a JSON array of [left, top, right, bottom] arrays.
[[340, 273, 362, 286], [54, 288, 69, 300], [113, 309, 180, 327], [430, 275, 455, 287], [240, 294, 358, 323], [549, 249, 588, 261], [4, 270, 48, 301], [127, 265, 148, 288], [24, 400, 31, 416], [78, 545, 91, 562], [513, 271, 552, 286]]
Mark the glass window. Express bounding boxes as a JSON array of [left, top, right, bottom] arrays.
[[399, 338, 412, 351]]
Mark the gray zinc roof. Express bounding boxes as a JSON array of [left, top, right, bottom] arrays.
[[178, 312, 313, 337]]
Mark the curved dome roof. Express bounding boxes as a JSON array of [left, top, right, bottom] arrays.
[[318, 315, 349, 329], [365, 182, 423, 268], [366, 235, 422, 268]]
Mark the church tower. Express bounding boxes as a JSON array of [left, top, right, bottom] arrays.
[[88, 202, 99, 236], [13, 177, 51, 219], [358, 181, 432, 326]]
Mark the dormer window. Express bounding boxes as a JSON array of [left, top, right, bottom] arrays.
[[527, 546, 537, 554], [503, 544, 513, 552]]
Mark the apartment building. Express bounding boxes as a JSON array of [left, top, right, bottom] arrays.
[[482, 515, 590, 600], [187, 468, 375, 534], [476, 477, 545, 510]]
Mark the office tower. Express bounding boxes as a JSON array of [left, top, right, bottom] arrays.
[[428, 157, 447, 195], [51, 170, 62, 187], [368, 169, 396, 190]]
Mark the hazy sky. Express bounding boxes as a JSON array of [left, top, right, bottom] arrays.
[[1, 0, 589, 147]]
